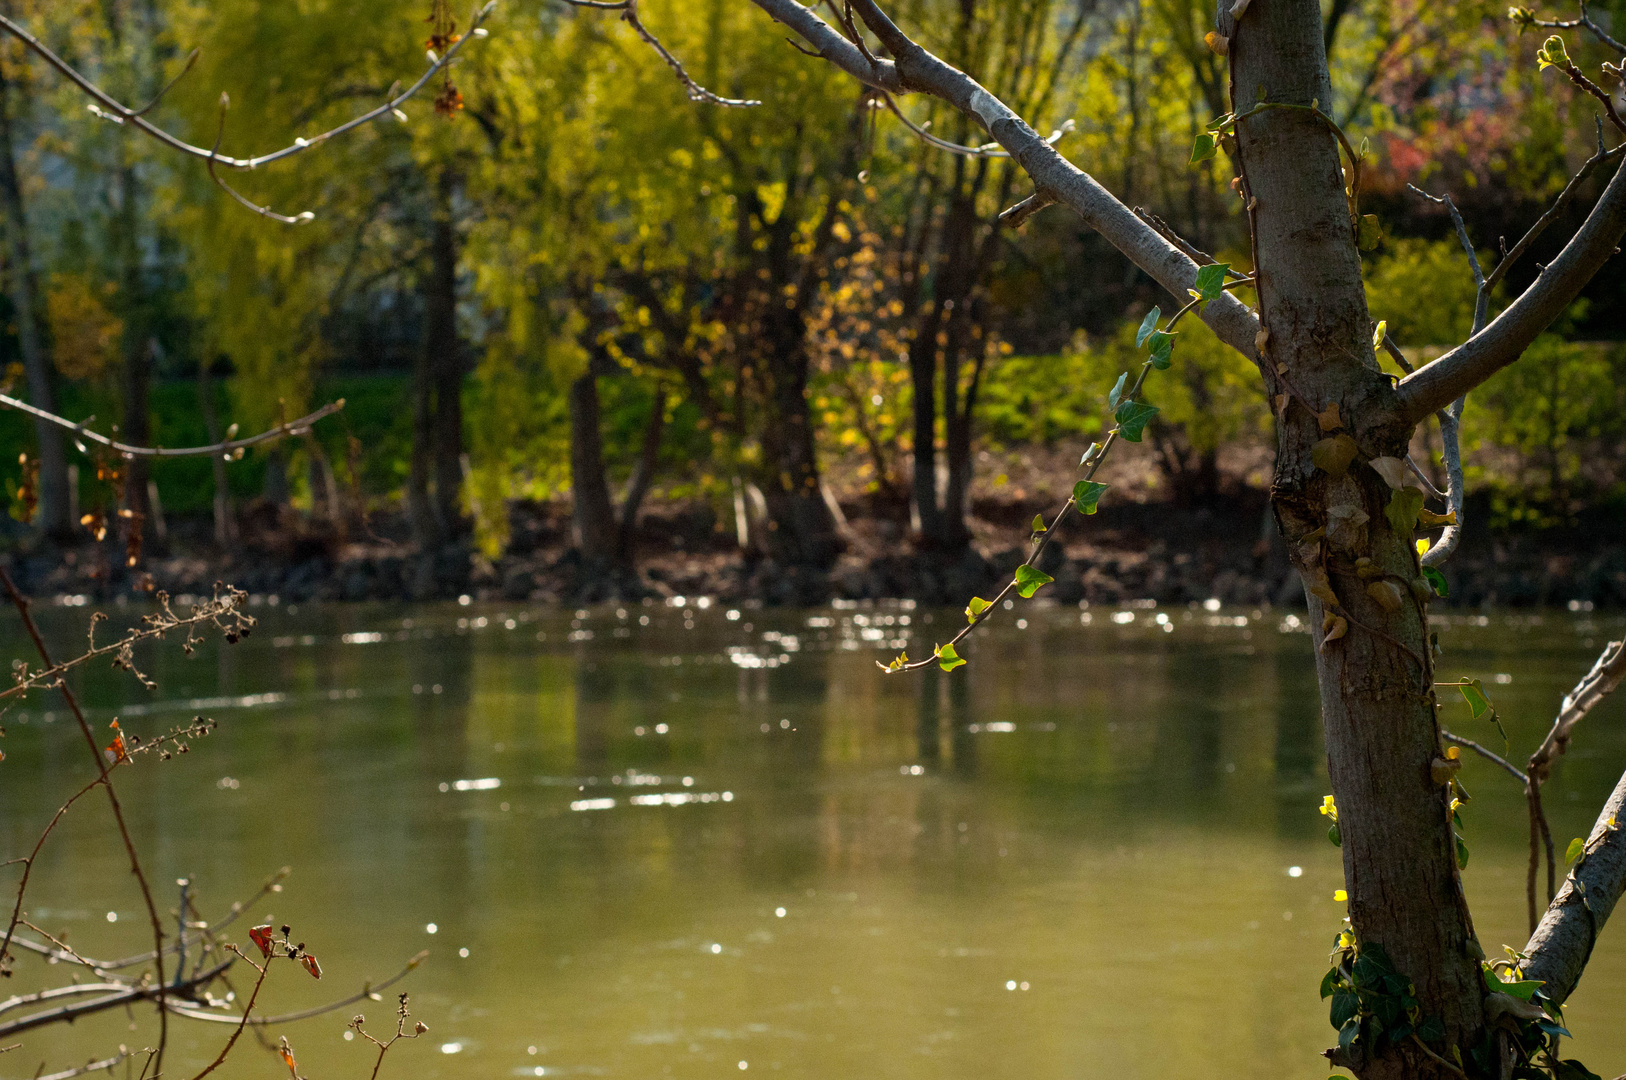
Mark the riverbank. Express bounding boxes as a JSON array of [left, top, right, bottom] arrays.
[[3, 489, 1624, 610]]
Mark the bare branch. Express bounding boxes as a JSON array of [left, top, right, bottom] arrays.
[[0, 958, 233, 1039], [747, 0, 1263, 363], [1529, 640, 1626, 783], [1394, 150, 1626, 423], [0, 4, 496, 220], [163, 950, 428, 1026], [1440, 730, 1528, 784], [560, 0, 759, 106], [0, 395, 343, 459], [1523, 768, 1626, 1004], [1520, 0, 1626, 55]]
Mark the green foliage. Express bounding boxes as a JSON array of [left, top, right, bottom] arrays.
[[1014, 563, 1054, 599], [1072, 480, 1109, 514], [936, 642, 965, 672], [1566, 837, 1585, 864], [1321, 936, 1434, 1057], [1363, 239, 1488, 357]]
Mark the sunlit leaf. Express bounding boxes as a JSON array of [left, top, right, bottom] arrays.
[[1194, 262, 1229, 302], [1385, 488, 1425, 534], [1014, 564, 1054, 598], [965, 597, 992, 624], [1190, 132, 1217, 164], [1107, 372, 1128, 410], [1422, 566, 1448, 597], [1567, 837, 1585, 864], [1459, 679, 1491, 719], [1136, 306, 1161, 347], [937, 642, 966, 672]]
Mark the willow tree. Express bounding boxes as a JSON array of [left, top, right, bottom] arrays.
[[584, 0, 1626, 1076]]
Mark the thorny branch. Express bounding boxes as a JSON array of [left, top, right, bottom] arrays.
[[0, 5, 497, 222]]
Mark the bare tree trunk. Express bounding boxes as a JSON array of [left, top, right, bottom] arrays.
[[0, 56, 69, 541], [616, 385, 666, 562], [568, 371, 617, 558], [428, 171, 463, 537], [1226, 0, 1486, 1071], [908, 311, 944, 543]]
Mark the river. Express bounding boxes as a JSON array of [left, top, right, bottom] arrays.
[[3, 597, 1624, 1079]]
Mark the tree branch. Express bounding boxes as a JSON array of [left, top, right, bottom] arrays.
[[1395, 152, 1626, 423], [747, 0, 1263, 364], [0, 396, 342, 459], [1523, 768, 1626, 1004]]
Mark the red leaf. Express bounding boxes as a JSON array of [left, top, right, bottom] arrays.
[[301, 953, 322, 980], [248, 924, 275, 957]]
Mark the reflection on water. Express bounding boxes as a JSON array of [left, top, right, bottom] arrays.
[[3, 599, 1626, 1079]]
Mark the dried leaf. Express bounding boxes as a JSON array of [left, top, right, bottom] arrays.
[[302, 954, 322, 980], [1204, 29, 1229, 54], [1317, 402, 1343, 432], [1273, 393, 1288, 416], [1325, 477, 1370, 553], [1303, 564, 1339, 608], [1230, 0, 1253, 17], [1366, 580, 1404, 612], [1311, 434, 1359, 476], [1417, 508, 1457, 527], [1320, 615, 1349, 651], [1255, 327, 1270, 353], [1368, 456, 1409, 489], [249, 924, 275, 958]]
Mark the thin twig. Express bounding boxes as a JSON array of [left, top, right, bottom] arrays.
[[0, 571, 170, 1070], [188, 946, 269, 1080], [1441, 730, 1528, 784], [1523, 0, 1626, 54], [164, 950, 428, 1026], [560, 0, 759, 106]]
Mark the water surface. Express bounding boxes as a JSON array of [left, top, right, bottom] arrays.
[[3, 597, 1625, 1079]]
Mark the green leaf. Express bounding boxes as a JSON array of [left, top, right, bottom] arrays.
[[1459, 679, 1491, 719], [1337, 1016, 1361, 1049], [1031, 513, 1046, 534], [1147, 330, 1174, 369], [1537, 34, 1570, 70], [1072, 480, 1109, 515], [1320, 968, 1341, 1000], [1385, 487, 1425, 534], [1416, 1015, 1447, 1043], [1107, 372, 1128, 410], [1421, 566, 1449, 598], [1567, 837, 1585, 864], [937, 642, 966, 672], [1360, 943, 1395, 972], [1552, 1060, 1600, 1080], [1204, 112, 1234, 131], [1136, 306, 1162, 347], [1311, 434, 1359, 476], [1357, 214, 1383, 251], [1194, 262, 1229, 302], [1456, 832, 1470, 870], [1330, 991, 1359, 1029], [1014, 563, 1054, 599], [1114, 400, 1160, 442], [1328, 823, 1342, 847], [1190, 132, 1217, 164], [965, 596, 992, 624]]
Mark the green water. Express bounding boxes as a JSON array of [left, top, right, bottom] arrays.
[[3, 598, 1626, 1079]]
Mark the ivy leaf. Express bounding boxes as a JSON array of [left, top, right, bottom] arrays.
[[1205, 112, 1233, 131], [1147, 330, 1174, 369], [1421, 566, 1449, 598], [1455, 832, 1470, 869], [1114, 400, 1160, 442], [1107, 372, 1128, 410], [1330, 992, 1359, 1030], [1190, 132, 1217, 163], [1328, 823, 1342, 847], [1014, 564, 1054, 598], [937, 642, 966, 672], [1319, 968, 1341, 999], [1136, 306, 1162, 347], [965, 596, 992, 624], [1459, 679, 1491, 719], [1194, 262, 1229, 303], [1416, 1016, 1447, 1043], [1566, 836, 1585, 864], [1311, 434, 1359, 476], [1031, 514, 1046, 534], [1385, 487, 1426, 534], [1337, 1016, 1361, 1049], [1072, 480, 1109, 514], [1551, 1060, 1600, 1080]]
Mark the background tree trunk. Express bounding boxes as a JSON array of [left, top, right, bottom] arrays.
[[428, 170, 463, 537], [0, 57, 69, 542], [196, 359, 234, 546], [1227, 0, 1486, 1072], [568, 370, 617, 559]]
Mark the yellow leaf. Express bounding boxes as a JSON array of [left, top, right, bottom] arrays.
[[1334, 889, 1348, 902]]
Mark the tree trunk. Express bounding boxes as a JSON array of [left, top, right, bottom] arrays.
[[1226, 0, 1485, 1073], [908, 307, 944, 543], [113, 154, 153, 538], [758, 303, 840, 568], [428, 171, 463, 537], [196, 359, 235, 546], [616, 385, 667, 562], [568, 371, 617, 559], [0, 56, 69, 542]]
